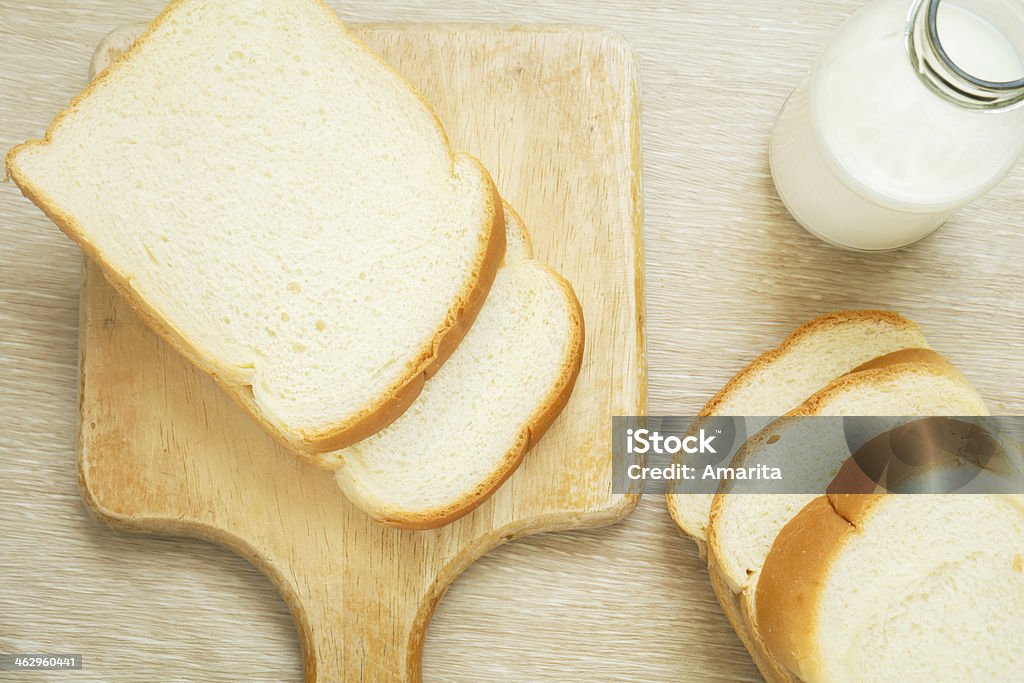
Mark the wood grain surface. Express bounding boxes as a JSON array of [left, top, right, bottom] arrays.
[[2, 1, 1023, 682]]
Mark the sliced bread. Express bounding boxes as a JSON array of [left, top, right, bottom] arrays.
[[84, 27, 577, 527], [707, 350, 987, 683], [8, 0, 505, 463], [667, 311, 930, 544], [708, 351, 988, 599], [334, 206, 583, 528], [707, 352, 988, 641], [757, 492, 1024, 682]]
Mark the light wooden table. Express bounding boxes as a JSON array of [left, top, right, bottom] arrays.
[[2, 1, 1022, 681]]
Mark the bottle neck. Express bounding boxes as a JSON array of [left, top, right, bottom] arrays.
[[906, 0, 1024, 109]]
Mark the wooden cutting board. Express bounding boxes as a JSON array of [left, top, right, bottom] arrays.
[[77, 24, 644, 681]]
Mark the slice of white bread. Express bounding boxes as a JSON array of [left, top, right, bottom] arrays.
[[667, 311, 930, 544], [757, 492, 1024, 682], [334, 207, 583, 528], [7, 0, 505, 463], [706, 350, 987, 683]]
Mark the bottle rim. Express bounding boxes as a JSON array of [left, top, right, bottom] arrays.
[[926, 0, 1024, 89], [907, 0, 1024, 109]]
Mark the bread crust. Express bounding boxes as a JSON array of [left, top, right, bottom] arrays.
[[336, 259, 585, 530], [845, 347, 956, 375], [666, 310, 926, 540], [792, 350, 971, 417], [754, 494, 868, 682], [696, 310, 924, 419], [705, 556, 798, 683], [6, 0, 506, 465], [759, 490, 1024, 682]]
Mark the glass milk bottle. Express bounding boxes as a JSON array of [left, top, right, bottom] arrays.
[[771, 0, 1024, 251]]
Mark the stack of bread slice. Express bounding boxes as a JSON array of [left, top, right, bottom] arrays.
[[667, 311, 931, 547], [668, 310, 1024, 681], [11, 0, 582, 529]]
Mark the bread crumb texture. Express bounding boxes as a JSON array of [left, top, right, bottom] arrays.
[[9, 0, 501, 447]]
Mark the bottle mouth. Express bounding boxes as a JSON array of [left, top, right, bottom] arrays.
[[907, 0, 1024, 108]]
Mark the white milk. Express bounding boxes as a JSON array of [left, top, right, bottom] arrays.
[[771, 0, 1024, 250]]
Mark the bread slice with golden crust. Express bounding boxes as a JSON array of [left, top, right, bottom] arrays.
[[8, 0, 504, 465], [757, 491, 1024, 682], [334, 206, 583, 528], [667, 311, 930, 545]]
